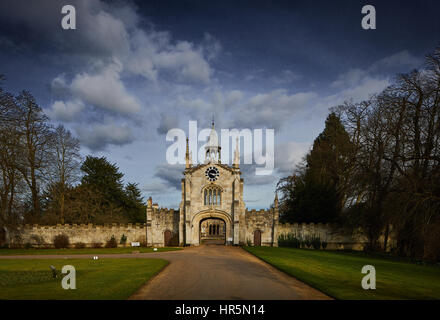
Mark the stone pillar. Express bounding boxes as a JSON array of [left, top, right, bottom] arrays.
[[179, 179, 185, 246], [146, 197, 153, 247], [272, 194, 279, 247]]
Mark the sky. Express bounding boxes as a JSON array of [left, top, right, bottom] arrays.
[[0, 0, 439, 209]]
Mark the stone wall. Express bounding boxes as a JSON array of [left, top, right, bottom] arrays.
[[278, 223, 370, 250], [9, 223, 147, 248], [244, 209, 276, 246], [147, 206, 180, 247], [5, 218, 392, 251]]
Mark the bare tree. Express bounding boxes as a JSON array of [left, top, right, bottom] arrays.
[[14, 91, 53, 221], [46, 125, 81, 223]]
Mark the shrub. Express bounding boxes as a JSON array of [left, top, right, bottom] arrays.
[[322, 241, 328, 250], [278, 233, 300, 248], [74, 242, 86, 249], [53, 234, 69, 249], [120, 234, 127, 245], [10, 234, 23, 249], [304, 236, 312, 248], [246, 238, 252, 246], [30, 234, 44, 247], [311, 236, 322, 249], [105, 235, 118, 248], [24, 242, 33, 249], [91, 242, 103, 248]]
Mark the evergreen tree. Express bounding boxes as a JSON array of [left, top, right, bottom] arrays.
[[278, 113, 353, 223], [80, 156, 126, 206], [124, 183, 146, 223]]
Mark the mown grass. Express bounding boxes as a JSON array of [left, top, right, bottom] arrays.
[[244, 246, 440, 300], [0, 247, 181, 255], [0, 258, 168, 299]]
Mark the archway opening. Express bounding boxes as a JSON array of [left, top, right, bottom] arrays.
[[200, 218, 226, 245]]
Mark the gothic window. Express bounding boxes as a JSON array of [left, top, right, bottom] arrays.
[[203, 186, 222, 205]]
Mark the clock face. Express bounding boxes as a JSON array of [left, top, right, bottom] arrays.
[[205, 166, 220, 182]]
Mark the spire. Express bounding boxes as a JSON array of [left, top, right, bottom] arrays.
[[274, 192, 279, 209], [211, 113, 215, 129], [205, 118, 220, 164], [233, 136, 240, 168], [185, 137, 191, 168]]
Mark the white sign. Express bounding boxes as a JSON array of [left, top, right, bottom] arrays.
[[228, 237, 233, 242], [131, 242, 140, 247]]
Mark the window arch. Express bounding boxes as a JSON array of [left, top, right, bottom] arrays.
[[203, 186, 222, 205]]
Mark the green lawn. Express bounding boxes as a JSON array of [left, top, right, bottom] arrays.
[[0, 258, 168, 299], [0, 247, 181, 255], [244, 246, 440, 300]]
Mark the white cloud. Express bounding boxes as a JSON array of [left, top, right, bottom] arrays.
[[232, 89, 317, 129], [46, 100, 85, 122], [275, 142, 311, 175], [69, 60, 141, 114], [127, 33, 213, 84], [75, 122, 134, 151], [370, 50, 422, 71]]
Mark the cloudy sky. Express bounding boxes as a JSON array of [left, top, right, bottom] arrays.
[[0, 0, 439, 209]]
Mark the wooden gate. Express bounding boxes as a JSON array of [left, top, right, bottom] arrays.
[[164, 230, 172, 246], [254, 230, 261, 246]]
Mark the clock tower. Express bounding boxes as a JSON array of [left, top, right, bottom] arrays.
[[179, 120, 245, 246]]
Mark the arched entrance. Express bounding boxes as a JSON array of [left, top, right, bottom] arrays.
[[254, 230, 262, 246], [191, 210, 233, 246], [200, 218, 226, 245]]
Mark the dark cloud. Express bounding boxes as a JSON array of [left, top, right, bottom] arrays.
[[74, 122, 135, 151], [154, 163, 185, 190], [157, 113, 179, 135]]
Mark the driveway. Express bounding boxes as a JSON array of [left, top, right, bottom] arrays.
[[0, 245, 331, 300], [129, 245, 330, 300]]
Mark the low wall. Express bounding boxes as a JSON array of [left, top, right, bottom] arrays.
[[9, 223, 147, 248], [278, 222, 368, 250]]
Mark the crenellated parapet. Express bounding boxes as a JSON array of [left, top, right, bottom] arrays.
[[10, 222, 148, 248]]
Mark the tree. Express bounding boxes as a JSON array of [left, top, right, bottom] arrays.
[[124, 183, 146, 223], [305, 112, 354, 208], [277, 113, 352, 223], [333, 46, 440, 256], [0, 81, 25, 227], [15, 91, 53, 221], [80, 156, 126, 206], [46, 125, 81, 223]]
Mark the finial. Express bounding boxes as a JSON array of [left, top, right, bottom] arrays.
[[185, 137, 191, 168], [211, 113, 215, 129]]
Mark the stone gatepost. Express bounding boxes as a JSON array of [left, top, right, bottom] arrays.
[[146, 197, 153, 246]]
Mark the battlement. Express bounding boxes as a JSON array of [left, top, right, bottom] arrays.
[[155, 208, 177, 215], [19, 223, 147, 230], [245, 208, 271, 214]]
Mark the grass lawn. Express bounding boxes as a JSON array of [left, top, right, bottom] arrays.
[[0, 258, 168, 299], [0, 247, 181, 255], [244, 246, 440, 300]]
